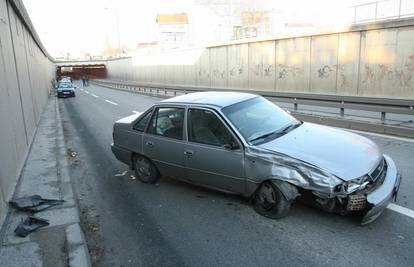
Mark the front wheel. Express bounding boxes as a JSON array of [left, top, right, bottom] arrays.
[[133, 155, 159, 184], [253, 181, 292, 219]]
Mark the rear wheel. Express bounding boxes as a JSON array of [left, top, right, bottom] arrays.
[[253, 181, 292, 219], [133, 155, 159, 184]]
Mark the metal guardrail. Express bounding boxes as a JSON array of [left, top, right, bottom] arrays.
[[92, 79, 414, 123], [352, 0, 414, 24]]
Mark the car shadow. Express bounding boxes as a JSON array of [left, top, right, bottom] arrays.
[[144, 174, 365, 226]]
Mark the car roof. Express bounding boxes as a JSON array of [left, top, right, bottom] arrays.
[[160, 91, 257, 108]]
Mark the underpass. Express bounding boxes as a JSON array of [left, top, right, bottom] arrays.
[[60, 81, 414, 266]]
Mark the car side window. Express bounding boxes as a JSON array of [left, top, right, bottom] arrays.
[[147, 107, 184, 140], [133, 111, 152, 132], [188, 108, 236, 147]]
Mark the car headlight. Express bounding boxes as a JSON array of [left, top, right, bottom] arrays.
[[344, 176, 370, 194]]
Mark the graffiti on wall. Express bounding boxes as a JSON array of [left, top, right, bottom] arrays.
[[212, 68, 226, 79], [335, 64, 348, 88], [277, 64, 303, 79], [197, 68, 209, 79], [251, 63, 273, 77], [362, 54, 414, 87], [317, 65, 334, 78], [229, 65, 244, 76]]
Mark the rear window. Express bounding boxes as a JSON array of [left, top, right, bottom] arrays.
[[133, 111, 152, 132]]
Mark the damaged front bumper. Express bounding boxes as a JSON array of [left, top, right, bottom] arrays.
[[361, 155, 401, 225]]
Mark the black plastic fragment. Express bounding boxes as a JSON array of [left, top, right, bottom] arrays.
[[9, 195, 64, 212], [14, 216, 50, 237]]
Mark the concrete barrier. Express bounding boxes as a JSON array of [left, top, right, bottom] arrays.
[[0, 0, 54, 224], [105, 18, 414, 100]]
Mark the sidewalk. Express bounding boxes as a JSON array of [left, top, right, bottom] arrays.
[[0, 96, 90, 267]]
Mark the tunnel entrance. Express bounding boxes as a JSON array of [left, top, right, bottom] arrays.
[[56, 64, 107, 80]]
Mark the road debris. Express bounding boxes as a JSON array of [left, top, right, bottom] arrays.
[[67, 148, 77, 157], [90, 223, 99, 232], [14, 216, 50, 237], [130, 174, 136, 180], [10, 195, 64, 212], [115, 170, 128, 177]]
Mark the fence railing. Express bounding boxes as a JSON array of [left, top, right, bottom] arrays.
[[352, 0, 414, 23], [91, 79, 414, 123]]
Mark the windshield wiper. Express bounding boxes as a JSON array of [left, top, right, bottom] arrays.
[[277, 121, 303, 134], [249, 131, 279, 143], [249, 122, 302, 143]]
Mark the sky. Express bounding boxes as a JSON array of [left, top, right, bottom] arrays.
[[22, 0, 376, 58]]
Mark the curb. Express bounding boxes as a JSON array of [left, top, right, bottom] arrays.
[[66, 223, 91, 267], [55, 98, 91, 267]]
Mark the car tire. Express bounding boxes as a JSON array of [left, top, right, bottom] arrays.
[[253, 181, 291, 219], [133, 155, 159, 184]]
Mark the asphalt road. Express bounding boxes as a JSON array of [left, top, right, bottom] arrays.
[[60, 81, 414, 267]]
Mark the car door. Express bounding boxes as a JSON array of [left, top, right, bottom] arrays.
[[184, 107, 245, 194], [129, 109, 153, 154], [143, 106, 186, 180]]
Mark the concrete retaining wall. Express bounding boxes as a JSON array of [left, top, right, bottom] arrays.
[[0, 0, 54, 223], [106, 18, 414, 99]]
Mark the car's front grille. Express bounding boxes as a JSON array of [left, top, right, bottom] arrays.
[[347, 194, 367, 211], [366, 158, 387, 191], [346, 158, 387, 212]]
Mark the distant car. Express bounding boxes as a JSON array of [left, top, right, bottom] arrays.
[[111, 92, 401, 225], [56, 82, 76, 98]]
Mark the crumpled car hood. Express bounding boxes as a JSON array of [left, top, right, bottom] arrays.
[[257, 122, 381, 181]]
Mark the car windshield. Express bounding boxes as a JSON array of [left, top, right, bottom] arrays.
[[58, 82, 72, 88], [222, 97, 300, 144]]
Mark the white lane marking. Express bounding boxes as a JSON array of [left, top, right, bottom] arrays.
[[105, 99, 118, 106], [85, 91, 90, 94], [387, 203, 414, 219], [132, 110, 140, 114], [91, 94, 99, 98], [345, 128, 414, 143], [80, 88, 84, 91]]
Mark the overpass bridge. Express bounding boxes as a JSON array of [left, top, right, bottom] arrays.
[[1, 0, 414, 266]]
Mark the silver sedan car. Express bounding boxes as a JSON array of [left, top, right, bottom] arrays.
[[111, 92, 401, 224]]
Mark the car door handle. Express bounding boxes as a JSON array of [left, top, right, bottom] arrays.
[[184, 150, 193, 157], [145, 141, 154, 146]]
